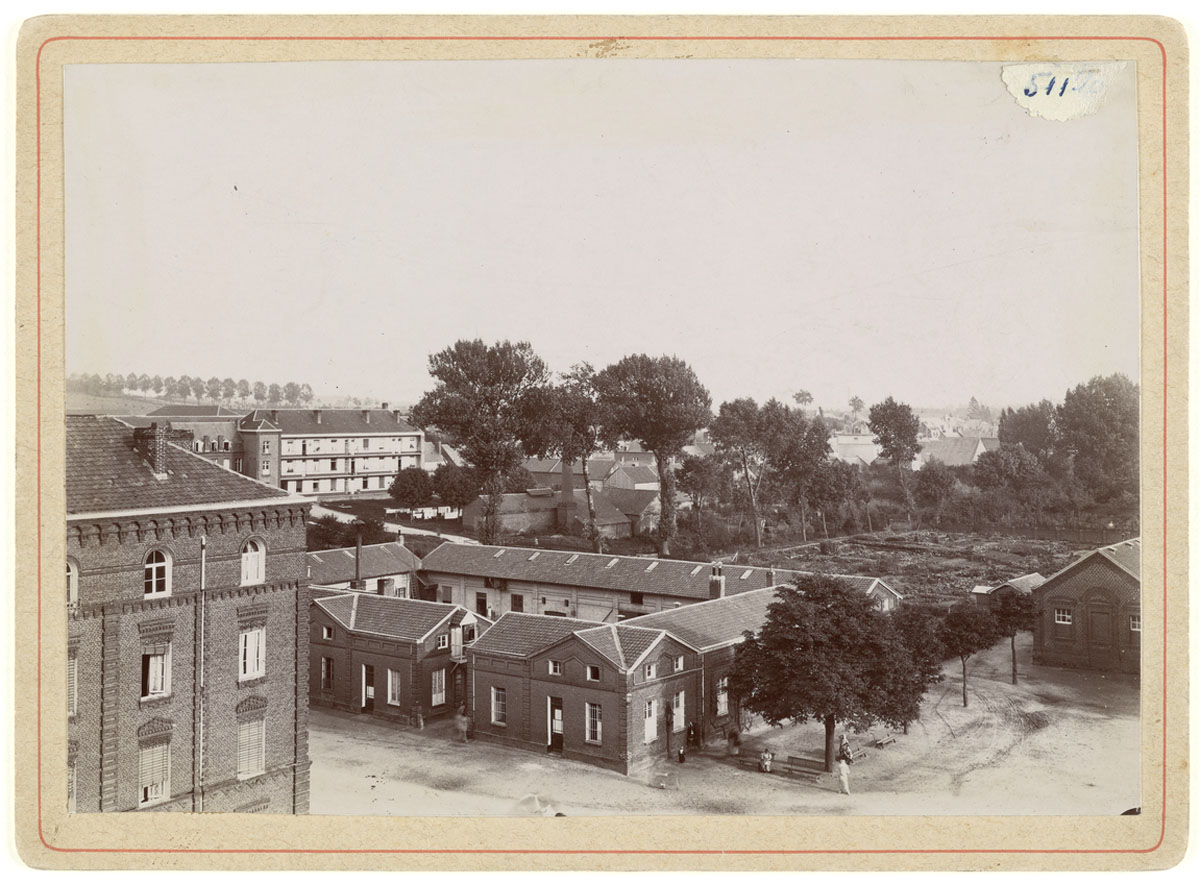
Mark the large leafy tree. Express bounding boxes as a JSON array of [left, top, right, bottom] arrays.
[[283, 382, 302, 406], [848, 395, 865, 427], [388, 466, 434, 519], [432, 463, 480, 510], [1055, 373, 1139, 504], [998, 399, 1057, 461], [710, 398, 777, 548], [267, 383, 282, 405], [915, 458, 958, 526], [869, 396, 922, 519], [253, 381, 267, 404], [522, 364, 609, 551], [991, 592, 1036, 685], [888, 603, 946, 732], [221, 377, 238, 402], [729, 576, 934, 772], [204, 376, 221, 403], [595, 354, 711, 556], [676, 453, 732, 516], [236, 378, 251, 404], [410, 339, 550, 544], [939, 602, 1002, 707], [771, 412, 832, 541]]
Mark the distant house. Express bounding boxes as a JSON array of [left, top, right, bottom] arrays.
[[599, 488, 661, 535], [461, 489, 631, 540], [602, 464, 659, 491], [307, 539, 422, 598], [421, 439, 465, 473], [612, 441, 658, 468], [521, 457, 617, 491], [915, 436, 991, 468], [309, 593, 489, 723], [830, 434, 882, 468], [1032, 538, 1140, 673], [970, 572, 1046, 611]]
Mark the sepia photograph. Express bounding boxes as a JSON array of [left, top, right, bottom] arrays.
[[58, 52, 1146, 823]]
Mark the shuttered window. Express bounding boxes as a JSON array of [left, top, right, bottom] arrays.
[[431, 668, 446, 707], [388, 669, 403, 706], [237, 718, 266, 779], [491, 687, 506, 725], [673, 690, 686, 732], [716, 676, 729, 717], [240, 539, 265, 586], [67, 654, 77, 717], [138, 741, 169, 806], [240, 628, 265, 681]]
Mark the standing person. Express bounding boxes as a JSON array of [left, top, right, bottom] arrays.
[[454, 705, 469, 743], [838, 758, 852, 795], [839, 734, 854, 765]]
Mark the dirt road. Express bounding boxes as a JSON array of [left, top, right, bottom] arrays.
[[308, 633, 1140, 817]]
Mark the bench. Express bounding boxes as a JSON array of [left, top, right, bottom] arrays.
[[787, 754, 827, 774], [873, 732, 897, 749], [845, 743, 868, 762], [736, 755, 820, 781]]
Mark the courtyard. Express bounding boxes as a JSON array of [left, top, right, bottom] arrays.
[[307, 633, 1141, 818]]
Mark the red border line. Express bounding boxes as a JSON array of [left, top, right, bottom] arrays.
[[36, 33, 1169, 858]]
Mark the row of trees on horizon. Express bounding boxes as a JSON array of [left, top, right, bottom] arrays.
[[67, 372, 317, 408]]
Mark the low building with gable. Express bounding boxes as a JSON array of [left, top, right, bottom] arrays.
[[66, 416, 312, 814], [1032, 538, 1140, 673], [308, 593, 487, 725], [306, 539, 422, 598], [970, 572, 1046, 611]]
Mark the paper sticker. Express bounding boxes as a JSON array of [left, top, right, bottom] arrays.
[[1001, 61, 1127, 121]]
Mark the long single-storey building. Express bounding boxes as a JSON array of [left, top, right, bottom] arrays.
[[307, 539, 422, 598], [419, 543, 902, 623], [1031, 538, 1140, 674]]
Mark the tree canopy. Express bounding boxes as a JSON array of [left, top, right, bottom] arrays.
[[595, 354, 711, 555], [939, 602, 1002, 707]]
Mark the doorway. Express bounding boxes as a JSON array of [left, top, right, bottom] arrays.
[[548, 697, 564, 752]]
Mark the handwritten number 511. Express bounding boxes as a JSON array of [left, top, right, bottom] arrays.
[[1023, 74, 1071, 97]]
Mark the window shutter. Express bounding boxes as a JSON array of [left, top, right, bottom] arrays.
[[67, 656, 77, 715], [238, 718, 265, 777], [139, 741, 169, 803]]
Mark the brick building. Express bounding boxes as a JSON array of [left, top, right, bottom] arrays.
[[307, 539, 422, 597], [1032, 538, 1141, 674], [467, 583, 786, 774], [970, 572, 1046, 611], [308, 593, 487, 725], [420, 543, 901, 623], [66, 416, 312, 813], [468, 613, 702, 774]]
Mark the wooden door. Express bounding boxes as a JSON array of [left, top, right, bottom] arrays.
[[549, 697, 564, 752]]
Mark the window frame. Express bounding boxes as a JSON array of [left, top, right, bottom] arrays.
[[673, 655, 684, 673], [138, 740, 170, 808], [240, 538, 266, 586], [431, 668, 446, 707], [140, 643, 172, 700], [548, 659, 563, 676], [143, 549, 171, 597], [585, 664, 600, 682], [644, 662, 657, 680], [320, 656, 334, 690], [1130, 614, 1142, 632], [321, 625, 334, 640], [672, 689, 686, 733], [1054, 608, 1073, 625], [716, 676, 729, 717], [436, 634, 449, 650], [236, 716, 266, 780], [239, 627, 266, 682], [67, 653, 78, 717], [585, 702, 602, 745], [491, 686, 507, 726], [387, 669, 403, 706], [67, 561, 79, 608]]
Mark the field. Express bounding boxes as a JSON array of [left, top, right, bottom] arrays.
[[308, 633, 1140, 819], [65, 391, 168, 415], [745, 530, 1087, 603]]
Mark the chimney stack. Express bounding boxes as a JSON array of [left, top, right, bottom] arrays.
[[315, 410, 322, 424], [381, 402, 389, 410], [766, 567, 776, 586], [133, 422, 185, 479], [350, 528, 365, 592], [709, 562, 726, 599]]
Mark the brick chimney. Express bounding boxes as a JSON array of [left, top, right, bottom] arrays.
[[381, 402, 389, 410], [315, 410, 322, 425], [709, 562, 725, 599], [133, 422, 190, 479], [350, 529, 365, 592], [766, 566, 777, 586], [362, 409, 370, 424]]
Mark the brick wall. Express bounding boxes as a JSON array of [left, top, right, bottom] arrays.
[[67, 500, 311, 813], [1032, 556, 1140, 674]]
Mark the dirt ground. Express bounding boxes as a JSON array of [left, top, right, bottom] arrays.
[[308, 633, 1140, 818]]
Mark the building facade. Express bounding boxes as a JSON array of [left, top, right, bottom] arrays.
[[308, 594, 486, 725], [307, 539, 422, 597], [66, 417, 312, 813], [419, 544, 901, 624], [1032, 538, 1141, 674]]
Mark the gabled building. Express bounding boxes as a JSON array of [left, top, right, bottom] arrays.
[[419, 544, 902, 623], [1032, 538, 1141, 673], [468, 612, 702, 774], [306, 539, 422, 598], [66, 417, 312, 814], [309, 594, 488, 724], [460, 489, 631, 542], [914, 436, 992, 468]]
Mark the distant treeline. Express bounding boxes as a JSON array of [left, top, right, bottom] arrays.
[[67, 372, 314, 407]]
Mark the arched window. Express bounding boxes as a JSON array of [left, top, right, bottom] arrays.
[[240, 539, 265, 586], [144, 550, 171, 596], [67, 561, 78, 608]]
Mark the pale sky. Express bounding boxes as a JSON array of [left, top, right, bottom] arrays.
[[64, 59, 1140, 412]]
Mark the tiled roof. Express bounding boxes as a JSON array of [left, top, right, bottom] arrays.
[[980, 437, 1002, 452], [599, 487, 659, 517], [609, 465, 659, 485], [247, 408, 417, 435], [313, 593, 461, 641], [421, 543, 893, 602], [631, 588, 780, 650], [1098, 538, 1140, 579], [919, 436, 984, 467], [307, 542, 422, 585], [574, 625, 625, 668], [147, 405, 248, 417], [468, 612, 596, 657], [239, 411, 281, 431], [609, 625, 664, 667], [1039, 537, 1140, 588], [66, 416, 293, 515]]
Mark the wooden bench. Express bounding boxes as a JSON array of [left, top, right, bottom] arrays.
[[736, 755, 820, 781], [845, 743, 868, 762], [873, 732, 897, 749], [787, 754, 827, 774]]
